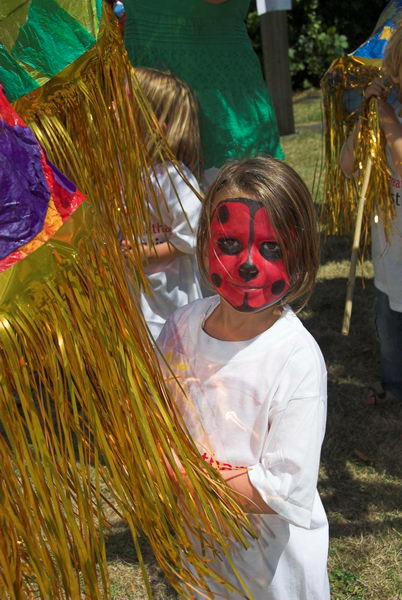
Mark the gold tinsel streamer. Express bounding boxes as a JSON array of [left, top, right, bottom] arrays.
[[321, 57, 394, 247], [0, 6, 254, 600]]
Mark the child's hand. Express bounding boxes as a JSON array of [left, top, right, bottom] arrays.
[[364, 77, 386, 102], [121, 239, 149, 263]]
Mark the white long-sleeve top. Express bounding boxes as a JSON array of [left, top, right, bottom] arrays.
[[157, 296, 330, 600], [140, 162, 203, 338]]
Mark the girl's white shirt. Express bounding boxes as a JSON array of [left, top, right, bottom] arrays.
[[157, 296, 330, 600], [140, 161, 203, 338], [372, 98, 402, 312]]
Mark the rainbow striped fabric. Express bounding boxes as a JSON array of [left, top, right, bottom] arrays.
[[0, 86, 85, 272]]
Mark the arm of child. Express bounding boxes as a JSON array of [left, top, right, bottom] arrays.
[[377, 97, 402, 178], [339, 78, 384, 177], [141, 242, 184, 262], [339, 121, 359, 178], [341, 77, 402, 178], [122, 164, 201, 265], [121, 239, 184, 264], [166, 452, 276, 514], [219, 468, 276, 514]]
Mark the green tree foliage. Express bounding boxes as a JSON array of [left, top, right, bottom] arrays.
[[246, 0, 385, 90], [288, 0, 348, 88]]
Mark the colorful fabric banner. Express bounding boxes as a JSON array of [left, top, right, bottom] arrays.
[[0, 0, 102, 101], [351, 0, 402, 64], [0, 86, 84, 272]]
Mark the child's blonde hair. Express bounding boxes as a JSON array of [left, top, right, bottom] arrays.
[[133, 67, 201, 176], [197, 156, 320, 310], [383, 23, 402, 82]]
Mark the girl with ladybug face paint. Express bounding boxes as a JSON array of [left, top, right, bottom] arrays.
[[195, 157, 320, 339], [158, 158, 328, 600], [208, 196, 290, 313]]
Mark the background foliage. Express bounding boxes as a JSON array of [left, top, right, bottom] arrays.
[[247, 0, 385, 89]]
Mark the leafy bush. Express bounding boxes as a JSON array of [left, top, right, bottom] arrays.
[[288, 2, 348, 89], [246, 0, 384, 90]]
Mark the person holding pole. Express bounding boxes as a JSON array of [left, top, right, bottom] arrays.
[[340, 25, 402, 406]]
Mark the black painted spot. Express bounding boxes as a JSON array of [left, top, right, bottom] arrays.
[[271, 279, 285, 295], [217, 204, 229, 224], [211, 273, 222, 287]]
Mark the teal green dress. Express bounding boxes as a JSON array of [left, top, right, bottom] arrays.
[[124, 0, 284, 170]]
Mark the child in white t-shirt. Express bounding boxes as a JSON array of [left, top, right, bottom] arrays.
[[123, 67, 203, 338], [157, 156, 330, 600], [340, 25, 402, 405]]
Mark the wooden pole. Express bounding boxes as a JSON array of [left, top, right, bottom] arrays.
[[341, 156, 373, 336], [260, 10, 295, 136]]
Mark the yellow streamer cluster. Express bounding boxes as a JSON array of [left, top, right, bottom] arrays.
[[321, 56, 394, 247], [0, 6, 254, 600]]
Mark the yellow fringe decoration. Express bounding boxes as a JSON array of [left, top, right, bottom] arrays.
[[321, 56, 394, 247], [0, 6, 254, 600]]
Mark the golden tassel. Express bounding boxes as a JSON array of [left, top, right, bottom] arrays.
[[1, 6, 254, 600], [321, 57, 393, 248]]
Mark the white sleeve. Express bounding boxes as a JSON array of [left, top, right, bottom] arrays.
[[248, 353, 327, 529], [155, 164, 201, 255]]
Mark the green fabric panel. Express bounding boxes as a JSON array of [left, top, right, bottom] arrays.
[[0, 44, 38, 102], [96, 0, 103, 22], [11, 0, 96, 78]]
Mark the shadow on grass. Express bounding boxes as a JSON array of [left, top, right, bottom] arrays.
[[106, 526, 160, 566], [106, 525, 138, 564], [320, 234, 354, 264], [301, 236, 402, 539], [105, 524, 178, 598]]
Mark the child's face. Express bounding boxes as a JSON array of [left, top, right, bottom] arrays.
[[208, 193, 290, 312]]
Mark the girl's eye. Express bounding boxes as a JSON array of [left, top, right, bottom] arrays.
[[218, 237, 242, 255], [260, 241, 282, 260]]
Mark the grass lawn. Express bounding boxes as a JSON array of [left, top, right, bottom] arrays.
[[104, 91, 402, 599]]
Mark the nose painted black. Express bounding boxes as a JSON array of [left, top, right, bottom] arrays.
[[239, 262, 259, 281]]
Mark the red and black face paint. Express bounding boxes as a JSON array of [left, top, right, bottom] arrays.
[[208, 198, 290, 312]]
